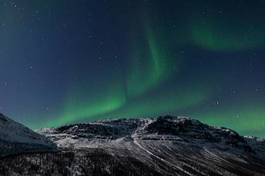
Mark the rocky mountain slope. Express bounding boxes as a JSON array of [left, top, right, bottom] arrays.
[[0, 115, 265, 176], [0, 113, 56, 157]]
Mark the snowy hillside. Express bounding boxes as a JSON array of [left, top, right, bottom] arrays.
[[0, 113, 56, 157]]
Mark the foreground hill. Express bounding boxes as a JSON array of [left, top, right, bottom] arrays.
[[0, 113, 55, 157], [0, 115, 265, 176]]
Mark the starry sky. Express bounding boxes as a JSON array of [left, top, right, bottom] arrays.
[[1, 0, 265, 137]]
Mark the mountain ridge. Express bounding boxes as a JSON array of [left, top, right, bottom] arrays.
[[38, 116, 262, 152], [0, 115, 265, 176]]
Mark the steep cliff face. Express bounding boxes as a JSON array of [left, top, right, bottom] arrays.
[[0, 113, 56, 157], [0, 116, 265, 176]]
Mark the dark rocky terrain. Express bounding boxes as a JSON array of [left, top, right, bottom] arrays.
[[0, 115, 265, 176]]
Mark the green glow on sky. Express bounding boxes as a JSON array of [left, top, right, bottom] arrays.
[[192, 104, 265, 137], [44, 18, 186, 127], [190, 16, 265, 51], [31, 2, 265, 138], [107, 85, 210, 119], [126, 20, 178, 98], [46, 80, 127, 127]]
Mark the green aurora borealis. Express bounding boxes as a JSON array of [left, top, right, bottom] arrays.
[[1, 0, 265, 137]]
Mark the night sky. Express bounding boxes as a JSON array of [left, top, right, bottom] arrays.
[[1, 0, 265, 137]]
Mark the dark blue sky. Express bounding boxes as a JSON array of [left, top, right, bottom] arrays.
[[0, 0, 265, 137]]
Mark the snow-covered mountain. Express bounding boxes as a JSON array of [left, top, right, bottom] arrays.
[[0, 115, 265, 176], [36, 116, 265, 176], [0, 113, 56, 157]]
